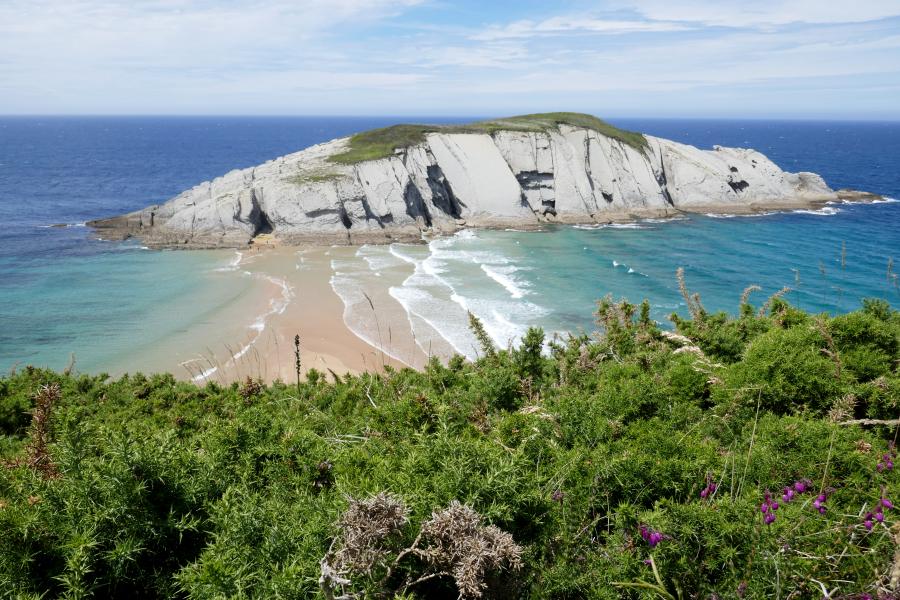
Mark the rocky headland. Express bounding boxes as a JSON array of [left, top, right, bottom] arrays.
[[89, 113, 878, 248]]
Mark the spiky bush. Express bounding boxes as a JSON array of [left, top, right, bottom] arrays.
[[1, 296, 899, 599]]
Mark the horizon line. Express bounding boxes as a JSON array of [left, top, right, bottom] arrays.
[[2, 113, 900, 123]]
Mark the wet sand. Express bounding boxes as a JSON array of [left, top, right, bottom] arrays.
[[174, 244, 431, 384]]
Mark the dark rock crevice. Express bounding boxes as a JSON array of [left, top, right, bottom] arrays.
[[403, 181, 432, 227], [655, 156, 675, 207], [728, 179, 750, 193], [425, 162, 463, 218], [236, 189, 275, 237]]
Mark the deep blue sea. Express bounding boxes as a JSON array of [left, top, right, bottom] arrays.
[[1, 117, 898, 371]]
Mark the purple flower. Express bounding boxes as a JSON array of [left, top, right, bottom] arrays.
[[878, 445, 896, 472], [760, 491, 780, 524], [875, 510, 885, 523], [881, 497, 894, 510], [813, 492, 829, 513], [736, 581, 748, 598], [782, 487, 795, 503], [793, 479, 811, 494], [700, 482, 717, 499], [551, 489, 565, 504], [864, 515, 874, 530], [639, 524, 668, 548]]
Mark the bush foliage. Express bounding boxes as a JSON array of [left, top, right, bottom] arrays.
[[1, 292, 899, 598]]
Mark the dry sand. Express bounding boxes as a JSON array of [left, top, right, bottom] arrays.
[[179, 244, 431, 384]]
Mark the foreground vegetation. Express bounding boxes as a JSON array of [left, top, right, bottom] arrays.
[[327, 112, 648, 164], [1, 283, 899, 599]]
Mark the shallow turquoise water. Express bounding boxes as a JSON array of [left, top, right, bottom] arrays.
[[332, 202, 899, 359], [1, 117, 898, 371]]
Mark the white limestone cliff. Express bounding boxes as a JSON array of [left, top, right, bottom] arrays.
[[89, 122, 859, 249]]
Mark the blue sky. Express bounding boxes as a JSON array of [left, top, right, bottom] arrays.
[[2, 0, 900, 118]]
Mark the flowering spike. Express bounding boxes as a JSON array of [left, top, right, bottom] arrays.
[[638, 524, 667, 548]]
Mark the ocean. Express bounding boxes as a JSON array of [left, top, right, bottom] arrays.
[[1, 117, 898, 372]]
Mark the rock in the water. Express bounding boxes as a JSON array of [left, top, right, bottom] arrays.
[[88, 114, 864, 249]]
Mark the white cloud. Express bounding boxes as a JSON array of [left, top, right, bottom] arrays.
[[472, 16, 691, 41], [0, 0, 898, 116], [622, 0, 900, 26]]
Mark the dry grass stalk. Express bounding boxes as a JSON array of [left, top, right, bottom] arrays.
[[293, 334, 302, 396], [838, 418, 900, 427], [815, 316, 842, 379], [676, 268, 705, 323], [891, 523, 900, 592], [758, 286, 791, 317], [6, 384, 62, 479], [740, 285, 762, 307]]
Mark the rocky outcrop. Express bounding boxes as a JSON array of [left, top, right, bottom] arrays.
[[89, 121, 870, 249]]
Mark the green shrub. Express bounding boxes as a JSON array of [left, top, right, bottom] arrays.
[[1, 299, 898, 598], [720, 324, 844, 415]]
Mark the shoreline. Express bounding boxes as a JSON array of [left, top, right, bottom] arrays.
[[176, 246, 425, 384], [92, 190, 885, 251], [84, 194, 897, 385]]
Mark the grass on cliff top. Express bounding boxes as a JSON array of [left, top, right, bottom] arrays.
[[327, 112, 648, 164]]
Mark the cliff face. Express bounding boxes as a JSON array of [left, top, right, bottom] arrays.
[[90, 120, 844, 248]]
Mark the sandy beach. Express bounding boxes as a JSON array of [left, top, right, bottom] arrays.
[[164, 243, 434, 384]]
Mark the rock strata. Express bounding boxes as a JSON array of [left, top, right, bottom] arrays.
[[89, 115, 877, 248]]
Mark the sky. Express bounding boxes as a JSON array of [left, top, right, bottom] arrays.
[[2, 0, 900, 118]]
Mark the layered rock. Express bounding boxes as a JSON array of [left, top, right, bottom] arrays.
[[90, 122, 862, 249]]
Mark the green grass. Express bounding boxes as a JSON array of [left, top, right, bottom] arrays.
[[283, 171, 345, 186], [2, 294, 898, 598], [327, 112, 648, 165]]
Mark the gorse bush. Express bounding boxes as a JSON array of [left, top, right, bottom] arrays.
[[1, 292, 899, 599]]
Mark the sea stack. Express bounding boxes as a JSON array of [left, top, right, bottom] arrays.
[[89, 113, 874, 248]]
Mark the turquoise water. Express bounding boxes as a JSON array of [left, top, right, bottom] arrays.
[[1, 245, 255, 372], [1, 117, 898, 371], [332, 203, 899, 360]]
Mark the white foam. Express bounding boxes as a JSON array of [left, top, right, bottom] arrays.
[[642, 216, 689, 223], [481, 264, 529, 299], [188, 363, 218, 382], [229, 274, 294, 363], [214, 250, 243, 272], [388, 285, 474, 358], [38, 221, 87, 229], [357, 244, 407, 271], [793, 206, 841, 216], [704, 211, 777, 219], [573, 222, 648, 230], [335, 233, 550, 362], [329, 270, 413, 364]]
